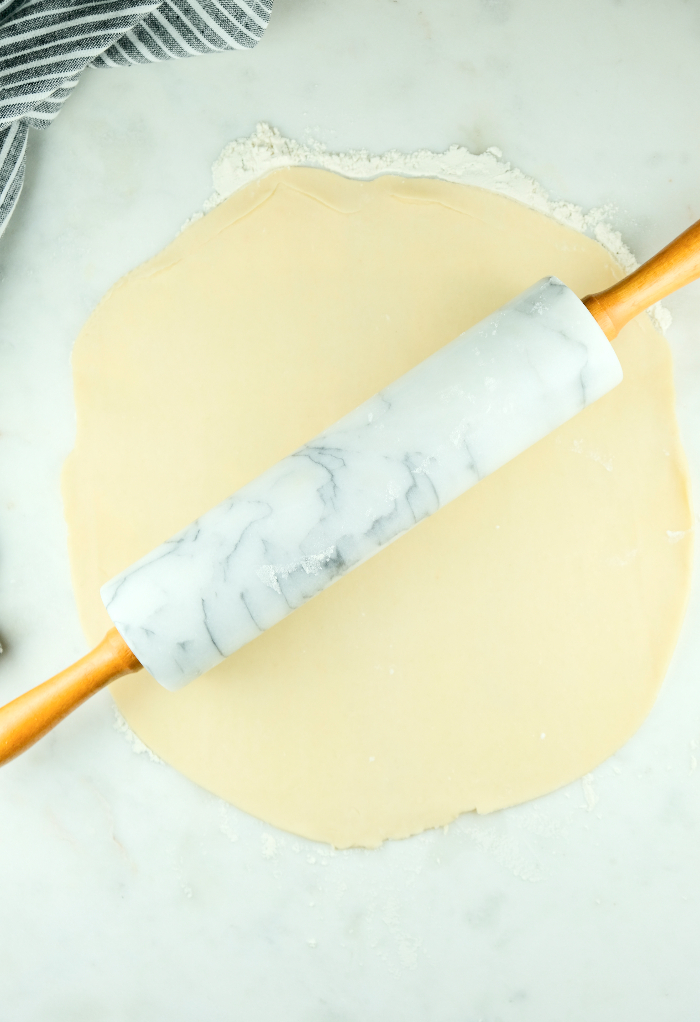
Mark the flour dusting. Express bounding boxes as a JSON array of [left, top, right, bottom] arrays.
[[667, 528, 692, 543], [185, 122, 670, 334], [113, 707, 162, 763], [582, 773, 598, 812], [257, 545, 336, 595]]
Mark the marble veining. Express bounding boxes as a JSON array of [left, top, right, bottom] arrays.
[[101, 277, 622, 689]]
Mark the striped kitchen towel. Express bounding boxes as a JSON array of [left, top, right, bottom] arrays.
[[0, 0, 273, 236]]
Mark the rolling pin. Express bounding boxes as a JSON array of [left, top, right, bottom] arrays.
[[1, 216, 699, 766]]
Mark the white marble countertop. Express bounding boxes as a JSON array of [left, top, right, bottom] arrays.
[[1, 1, 700, 1018]]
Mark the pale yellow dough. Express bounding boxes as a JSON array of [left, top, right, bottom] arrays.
[[63, 168, 693, 848]]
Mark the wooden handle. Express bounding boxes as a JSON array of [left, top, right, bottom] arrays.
[[583, 217, 700, 339], [0, 628, 141, 766]]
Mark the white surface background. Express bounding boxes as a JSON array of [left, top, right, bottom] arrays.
[[1, 1, 700, 1019]]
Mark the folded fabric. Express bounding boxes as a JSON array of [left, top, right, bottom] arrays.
[[0, 0, 273, 236]]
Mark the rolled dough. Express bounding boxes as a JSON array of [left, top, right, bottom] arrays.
[[63, 168, 693, 848]]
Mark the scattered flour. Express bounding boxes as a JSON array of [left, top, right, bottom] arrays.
[[607, 548, 639, 568], [571, 438, 614, 473], [458, 816, 543, 883], [113, 706, 162, 763], [218, 802, 239, 843], [185, 122, 670, 334], [667, 528, 692, 543], [257, 545, 336, 595], [582, 773, 598, 812], [261, 833, 278, 859]]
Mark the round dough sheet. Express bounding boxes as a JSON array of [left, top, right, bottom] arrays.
[[63, 168, 693, 848]]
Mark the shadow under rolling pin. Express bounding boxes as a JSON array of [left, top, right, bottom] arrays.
[[2, 215, 699, 767]]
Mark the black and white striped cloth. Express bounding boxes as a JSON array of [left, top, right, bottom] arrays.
[[0, 0, 273, 235]]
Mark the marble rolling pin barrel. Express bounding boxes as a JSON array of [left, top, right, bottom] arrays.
[[1, 216, 699, 766]]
